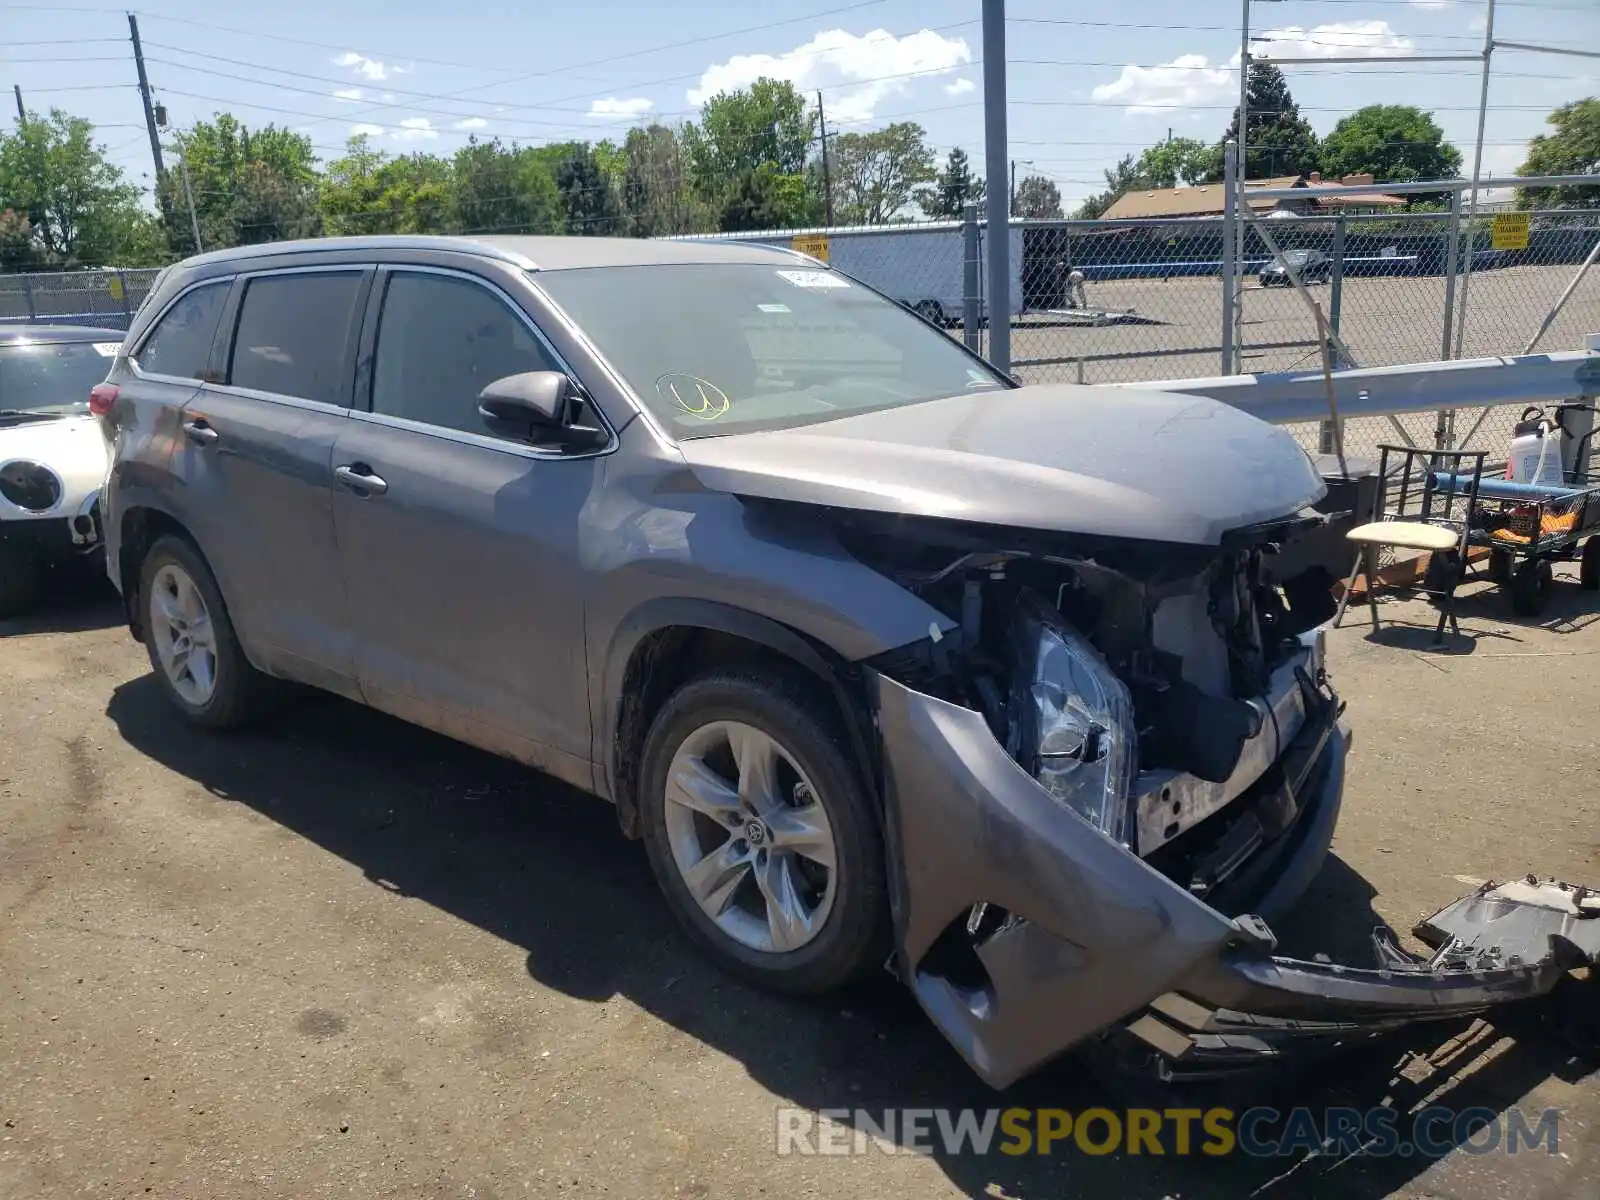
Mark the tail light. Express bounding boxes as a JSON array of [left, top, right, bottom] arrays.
[[89, 382, 120, 417]]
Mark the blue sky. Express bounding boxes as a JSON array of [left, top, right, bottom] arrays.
[[5, 0, 1596, 211]]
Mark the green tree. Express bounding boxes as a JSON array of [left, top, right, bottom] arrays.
[[539, 142, 625, 235], [828, 122, 935, 224], [451, 138, 564, 235], [687, 78, 815, 201], [1012, 174, 1062, 219], [916, 146, 985, 218], [1516, 98, 1599, 210], [622, 124, 699, 236], [1318, 105, 1462, 186], [0, 207, 39, 270], [1218, 62, 1319, 179], [0, 109, 149, 264], [718, 163, 818, 231], [1135, 136, 1218, 188], [160, 114, 320, 252]]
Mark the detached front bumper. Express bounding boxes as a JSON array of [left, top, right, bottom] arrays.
[[872, 658, 1599, 1090]]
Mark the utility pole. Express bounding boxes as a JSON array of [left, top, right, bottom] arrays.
[[128, 15, 165, 187], [12, 85, 24, 123], [981, 0, 1011, 374], [816, 90, 834, 226]]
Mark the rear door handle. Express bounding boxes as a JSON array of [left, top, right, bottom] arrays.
[[182, 418, 219, 446], [334, 463, 389, 496]]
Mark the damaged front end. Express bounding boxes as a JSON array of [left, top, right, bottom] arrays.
[[838, 510, 1598, 1090]]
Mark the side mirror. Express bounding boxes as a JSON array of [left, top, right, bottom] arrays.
[[477, 371, 607, 449]]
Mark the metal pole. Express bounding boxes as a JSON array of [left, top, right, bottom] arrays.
[[816, 90, 834, 228], [1441, 189, 1462, 358], [1452, 0, 1496, 361], [1523, 233, 1600, 355], [1220, 141, 1238, 375], [982, 0, 1011, 374], [12, 85, 24, 123], [175, 133, 203, 255], [1238, 0, 1251, 187], [1322, 212, 1347, 451], [962, 200, 982, 352]]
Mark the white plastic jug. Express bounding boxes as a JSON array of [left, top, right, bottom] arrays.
[[1507, 407, 1565, 486]]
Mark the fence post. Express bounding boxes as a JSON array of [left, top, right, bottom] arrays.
[[22, 273, 37, 322], [1220, 140, 1238, 375], [1435, 190, 1465, 450], [962, 200, 982, 353], [1320, 212, 1348, 455]]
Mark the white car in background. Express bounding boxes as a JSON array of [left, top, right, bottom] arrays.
[[0, 325, 119, 617]]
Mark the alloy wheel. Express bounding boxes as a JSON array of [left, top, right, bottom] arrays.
[[148, 562, 218, 706]]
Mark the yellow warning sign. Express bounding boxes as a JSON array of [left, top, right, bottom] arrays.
[[106, 273, 124, 301], [1491, 212, 1530, 251], [791, 233, 829, 263]]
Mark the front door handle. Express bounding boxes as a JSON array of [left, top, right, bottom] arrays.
[[334, 463, 389, 496], [182, 418, 219, 446]]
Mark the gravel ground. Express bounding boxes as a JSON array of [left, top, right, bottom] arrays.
[[2, 568, 1597, 1200]]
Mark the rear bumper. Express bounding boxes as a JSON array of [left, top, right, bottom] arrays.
[[872, 662, 1597, 1090]]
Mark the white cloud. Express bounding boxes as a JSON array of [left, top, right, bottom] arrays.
[[395, 117, 438, 141], [944, 77, 975, 97], [334, 51, 398, 82], [455, 116, 488, 130], [1092, 52, 1238, 115], [587, 96, 654, 120], [1253, 21, 1416, 60], [332, 88, 362, 102], [349, 123, 384, 138], [689, 28, 971, 124]]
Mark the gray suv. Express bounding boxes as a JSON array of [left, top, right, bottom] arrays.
[[104, 233, 1531, 1090]]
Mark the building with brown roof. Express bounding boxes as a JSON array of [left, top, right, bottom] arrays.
[[1101, 171, 1409, 220]]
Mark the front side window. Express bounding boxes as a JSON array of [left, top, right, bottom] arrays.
[[370, 271, 564, 437], [535, 263, 1008, 438], [228, 272, 362, 405], [0, 339, 118, 415], [135, 281, 229, 380]]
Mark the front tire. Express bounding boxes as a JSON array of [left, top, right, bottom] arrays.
[[138, 534, 283, 728], [1509, 558, 1553, 617], [638, 668, 890, 995]]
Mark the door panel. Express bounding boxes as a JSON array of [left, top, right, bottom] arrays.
[[331, 418, 596, 782], [331, 266, 598, 784], [171, 267, 368, 697]]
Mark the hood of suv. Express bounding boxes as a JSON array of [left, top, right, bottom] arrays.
[[676, 383, 1324, 545]]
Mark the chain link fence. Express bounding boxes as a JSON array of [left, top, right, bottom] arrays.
[[0, 267, 164, 331]]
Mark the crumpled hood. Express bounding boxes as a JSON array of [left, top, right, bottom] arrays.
[[676, 383, 1325, 545], [0, 415, 108, 517]]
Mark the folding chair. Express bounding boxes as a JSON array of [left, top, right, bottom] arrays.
[[1332, 445, 1487, 645]]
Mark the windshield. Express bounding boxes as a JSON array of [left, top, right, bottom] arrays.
[[0, 339, 119, 415], [535, 263, 1008, 438], [1281, 250, 1313, 265]]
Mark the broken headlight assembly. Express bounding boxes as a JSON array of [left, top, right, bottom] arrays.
[[1005, 592, 1138, 845]]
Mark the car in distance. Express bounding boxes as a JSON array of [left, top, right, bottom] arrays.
[[0, 324, 120, 616], [1259, 248, 1332, 287], [100, 234, 1361, 1088]]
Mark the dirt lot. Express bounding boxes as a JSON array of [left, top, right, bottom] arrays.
[[3, 569, 1598, 1199]]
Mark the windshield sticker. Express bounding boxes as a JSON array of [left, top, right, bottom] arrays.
[[776, 270, 849, 290], [93, 343, 120, 357], [657, 374, 730, 421], [757, 303, 791, 313]]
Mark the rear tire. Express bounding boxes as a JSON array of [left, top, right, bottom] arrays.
[[138, 534, 284, 729], [637, 667, 890, 996], [0, 538, 42, 619], [1509, 558, 1553, 617], [1581, 538, 1600, 591], [1488, 548, 1514, 586]]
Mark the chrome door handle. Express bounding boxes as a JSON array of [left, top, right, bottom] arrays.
[[334, 464, 388, 495], [182, 419, 219, 446]]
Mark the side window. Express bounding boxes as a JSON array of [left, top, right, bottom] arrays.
[[134, 281, 228, 379], [228, 272, 362, 405], [370, 271, 564, 437]]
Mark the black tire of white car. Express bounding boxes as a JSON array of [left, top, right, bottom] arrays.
[[0, 538, 43, 619], [139, 534, 284, 729], [637, 668, 891, 995]]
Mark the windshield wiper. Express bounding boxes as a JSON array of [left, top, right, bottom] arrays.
[[0, 408, 69, 421]]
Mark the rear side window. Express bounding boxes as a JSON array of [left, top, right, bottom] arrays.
[[228, 272, 362, 405], [135, 281, 228, 379], [370, 271, 564, 436]]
